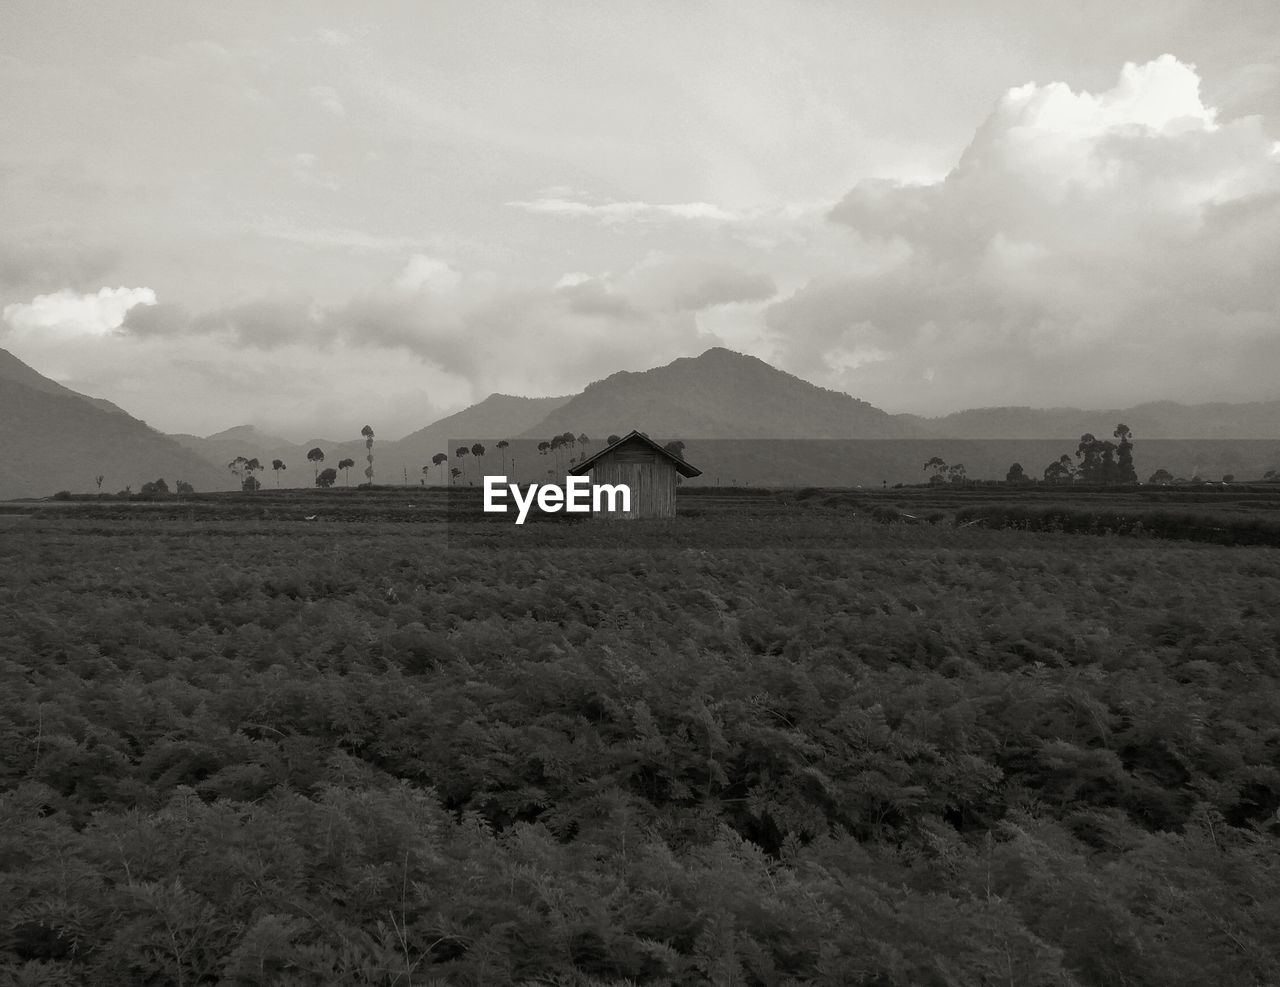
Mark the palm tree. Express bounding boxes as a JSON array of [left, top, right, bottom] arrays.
[[307, 447, 325, 482], [496, 439, 510, 473], [432, 452, 448, 484], [338, 457, 355, 486], [361, 425, 375, 485], [271, 459, 286, 487], [471, 443, 485, 479]]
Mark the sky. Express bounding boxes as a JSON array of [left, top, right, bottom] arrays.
[[1, 1, 1278, 440]]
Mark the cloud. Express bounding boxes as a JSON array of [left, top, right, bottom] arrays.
[[249, 220, 439, 253], [305, 84, 346, 117], [394, 254, 462, 294], [768, 55, 1280, 412], [106, 252, 744, 397], [2, 286, 156, 338], [507, 196, 739, 223], [286, 151, 340, 191], [614, 255, 777, 311]]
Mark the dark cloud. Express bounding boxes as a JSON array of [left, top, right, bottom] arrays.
[[118, 301, 190, 338]]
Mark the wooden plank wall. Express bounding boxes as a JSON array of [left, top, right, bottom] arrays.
[[586, 451, 677, 518]]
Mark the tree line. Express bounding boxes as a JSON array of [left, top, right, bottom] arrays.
[[923, 424, 1227, 486]]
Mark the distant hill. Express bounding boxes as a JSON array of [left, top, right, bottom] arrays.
[[172, 426, 372, 487], [0, 347, 131, 418], [170, 396, 571, 488], [171, 425, 298, 465], [520, 348, 923, 440], [389, 393, 571, 463], [0, 348, 230, 499], [906, 400, 1280, 439]]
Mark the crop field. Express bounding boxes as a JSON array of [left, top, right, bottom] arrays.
[[2, 490, 1280, 985]]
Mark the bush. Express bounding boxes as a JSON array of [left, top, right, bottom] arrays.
[[953, 504, 1280, 547]]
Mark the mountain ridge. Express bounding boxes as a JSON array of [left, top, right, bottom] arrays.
[[519, 347, 924, 440], [0, 348, 230, 498]]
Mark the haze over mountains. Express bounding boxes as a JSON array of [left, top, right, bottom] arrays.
[[909, 401, 1280, 440], [0, 349, 228, 499], [2, 344, 1278, 498]]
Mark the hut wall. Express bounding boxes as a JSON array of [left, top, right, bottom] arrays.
[[587, 450, 677, 518]]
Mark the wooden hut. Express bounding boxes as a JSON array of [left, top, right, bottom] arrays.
[[567, 430, 701, 519]]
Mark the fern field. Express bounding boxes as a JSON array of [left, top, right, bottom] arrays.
[[2, 508, 1279, 985]]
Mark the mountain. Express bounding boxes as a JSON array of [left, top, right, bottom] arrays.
[[172, 426, 373, 487], [906, 400, 1280, 439], [170, 396, 571, 488], [171, 425, 297, 462], [0, 348, 230, 499], [388, 394, 571, 462], [519, 348, 923, 440], [0, 348, 130, 418]]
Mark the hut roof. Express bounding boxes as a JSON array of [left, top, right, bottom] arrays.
[[568, 430, 702, 478]]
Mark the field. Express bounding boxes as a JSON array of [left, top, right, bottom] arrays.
[[2, 489, 1280, 985]]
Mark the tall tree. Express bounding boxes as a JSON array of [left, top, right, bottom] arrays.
[[1044, 455, 1075, 484], [923, 457, 948, 485], [244, 458, 264, 492], [470, 443, 485, 478], [455, 445, 469, 481], [1006, 462, 1026, 484], [271, 459, 286, 487], [338, 457, 355, 486], [307, 447, 325, 482], [496, 439, 510, 473], [1114, 423, 1137, 483], [432, 452, 448, 484], [1076, 433, 1119, 483], [315, 467, 337, 488], [361, 425, 375, 485], [228, 456, 249, 488]]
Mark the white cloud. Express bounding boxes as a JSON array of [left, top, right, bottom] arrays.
[[287, 151, 340, 191], [394, 254, 462, 294], [507, 197, 740, 223], [2, 286, 157, 338], [768, 55, 1280, 413], [305, 84, 346, 117]]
